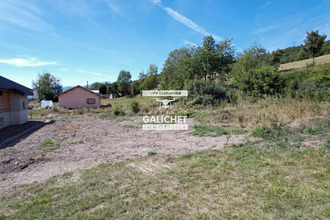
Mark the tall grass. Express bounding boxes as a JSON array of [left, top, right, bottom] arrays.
[[192, 97, 329, 128]]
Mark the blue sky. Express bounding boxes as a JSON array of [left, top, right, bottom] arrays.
[[0, 0, 329, 88]]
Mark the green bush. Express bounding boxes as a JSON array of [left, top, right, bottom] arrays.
[[130, 101, 140, 114], [282, 65, 330, 101], [187, 80, 232, 106], [236, 67, 283, 98], [113, 107, 125, 116]]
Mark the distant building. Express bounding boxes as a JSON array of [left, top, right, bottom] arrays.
[[0, 76, 34, 129], [58, 86, 100, 109]]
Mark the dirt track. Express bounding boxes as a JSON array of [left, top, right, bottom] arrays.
[[0, 115, 246, 194]]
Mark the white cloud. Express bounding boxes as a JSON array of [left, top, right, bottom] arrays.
[[150, 0, 223, 42], [150, 0, 161, 5], [104, 0, 126, 17], [0, 57, 57, 67], [75, 69, 86, 74], [74, 69, 104, 76], [183, 40, 198, 47], [251, 24, 278, 35], [0, 0, 52, 31]]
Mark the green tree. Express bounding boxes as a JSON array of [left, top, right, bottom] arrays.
[[139, 71, 147, 81], [303, 30, 327, 64], [108, 82, 119, 98], [117, 70, 131, 96], [160, 36, 235, 89], [231, 43, 270, 85], [32, 72, 62, 102], [139, 64, 159, 90], [90, 82, 101, 90], [98, 84, 107, 95], [130, 80, 142, 95], [160, 47, 193, 89], [269, 49, 284, 66]]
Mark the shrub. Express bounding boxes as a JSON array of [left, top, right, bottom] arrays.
[[236, 67, 283, 98], [74, 108, 87, 115], [130, 101, 140, 114], [113, 107, 125, 116], [282, 64, 330, 101], [187, 80, 230, 106]]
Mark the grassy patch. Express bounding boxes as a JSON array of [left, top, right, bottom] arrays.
[[98, 113, 116, 120], [0, 147, 329, 219], [191, 124, 229, 137], [41, 140, 55, 147], [68, 141, 84, 145], [191, 124, 248, 137], [251, 118, 330, 149]]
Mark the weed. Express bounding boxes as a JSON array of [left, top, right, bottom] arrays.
[[130, 101, 140, 114], [99, 113, 116, 120], [68, 141, 84, 145], [238, 114, 244, 123], [41, 140, 55, 147], [147, 152, 157, 156], [113, 107, 125, 116]]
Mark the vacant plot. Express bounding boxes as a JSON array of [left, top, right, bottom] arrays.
[[0, 114, 328, 219], [279, 54, 330, 71], [0, 115, 246, 194]]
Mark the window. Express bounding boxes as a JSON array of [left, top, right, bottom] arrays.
[[23, 101, 26, 110], [86, 98, 95, 104], [0, 117, 4, 125], [0, 91, 2, 96]]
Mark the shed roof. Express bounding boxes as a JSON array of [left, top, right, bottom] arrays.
[[57, 85, 101, 97], [0, 75, 34, 96]]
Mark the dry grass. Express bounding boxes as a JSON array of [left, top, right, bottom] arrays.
[[193, 98, 329, 129], [279, 54, 330, 71]]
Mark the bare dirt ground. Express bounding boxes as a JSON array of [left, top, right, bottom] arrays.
[[0, 115, 247, 195], [0, 121, 44, 143]]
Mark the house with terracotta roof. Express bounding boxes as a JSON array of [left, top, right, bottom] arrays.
[[58, 85, 100, 109], [0, 76, 34, 129]]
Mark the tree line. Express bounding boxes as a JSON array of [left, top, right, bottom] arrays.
[[33, 30, 328, 103]]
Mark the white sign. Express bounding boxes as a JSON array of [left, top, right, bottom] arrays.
[[142, 90, 188, 97]]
